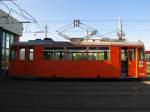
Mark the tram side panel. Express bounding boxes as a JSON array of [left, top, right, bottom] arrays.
[[33, 45, 44, 77], [9, 45, 146, 78], [9, 47, 27, 77], [33, 46, 120, 78], [109, 46, 120, 78]]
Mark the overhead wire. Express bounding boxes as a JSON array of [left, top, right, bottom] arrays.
[[0, 1, 11, 23], [10, 0, 37, 22], [1, 1, 150, 39]]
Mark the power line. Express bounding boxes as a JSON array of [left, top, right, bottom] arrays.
[[37, 19, 150, 23]]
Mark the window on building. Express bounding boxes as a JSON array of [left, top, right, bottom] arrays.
[[2, 32, 6, 48], [129, 48, 135, 61], [19, 48, 25, 60], [6, 33, 10, 49], [10, 48, 16, 60], [10, 34, 15, 45], [1, 31, 17, 70]]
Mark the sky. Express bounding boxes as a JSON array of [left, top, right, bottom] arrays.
[[1, 0, 150, 50]]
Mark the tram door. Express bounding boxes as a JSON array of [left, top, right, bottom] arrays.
[[121, 48, 128, 77]]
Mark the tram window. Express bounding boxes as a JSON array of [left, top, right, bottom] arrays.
[[88, 53, 102, 60], [53, 52, 64, 60], [99, 52, 109, 60], [67, 52, 73, 60], [104, 51, 109, 60], [59, 52, 64, 60], [88, 47, 109, 60], [72, 52, 83, 60], [139, 48, 145, 61], [146, 54, 150, 62], [43, 51, 64, 60], [10, 48, 16, 60], [83, 53, 88, 60], [19, 48, 25, 60], [43, 51, 50, 60], [29, 48, 34, 60], [67, 52, 87, 60], [88, 52, 109, 60], [88, 53, 94, 60], [121, 49, 128, 61], [129, 49, 135, 61], [43, 47, 65, 60]]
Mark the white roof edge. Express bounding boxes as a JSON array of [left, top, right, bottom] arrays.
[[74, 41, 144, 46]]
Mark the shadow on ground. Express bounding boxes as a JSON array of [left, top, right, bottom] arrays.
[[0, 75, 150, 112]]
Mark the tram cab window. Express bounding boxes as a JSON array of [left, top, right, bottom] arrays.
[[129, 48, 135, 61], [19, 48, 25, 60], [10, 48, 16, 60], [139, 48, 145, 61], [29, 48, 34, 60]]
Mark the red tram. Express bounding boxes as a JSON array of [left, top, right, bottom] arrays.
[[8, 38, 146, 79]]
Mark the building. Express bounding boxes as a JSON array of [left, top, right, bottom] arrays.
[[0, 9, 23, 73]]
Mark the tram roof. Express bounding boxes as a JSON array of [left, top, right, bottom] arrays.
[[12, 38, 144, 47]]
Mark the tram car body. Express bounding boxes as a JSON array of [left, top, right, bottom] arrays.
[[8, 38, 146, 79], [145, 51, 150, 74]]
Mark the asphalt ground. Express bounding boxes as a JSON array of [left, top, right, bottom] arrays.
[[1, 77, 150, 112]]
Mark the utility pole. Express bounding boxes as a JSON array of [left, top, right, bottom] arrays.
[[117, 18, 125, 40], [43, 24, 48, 38]]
